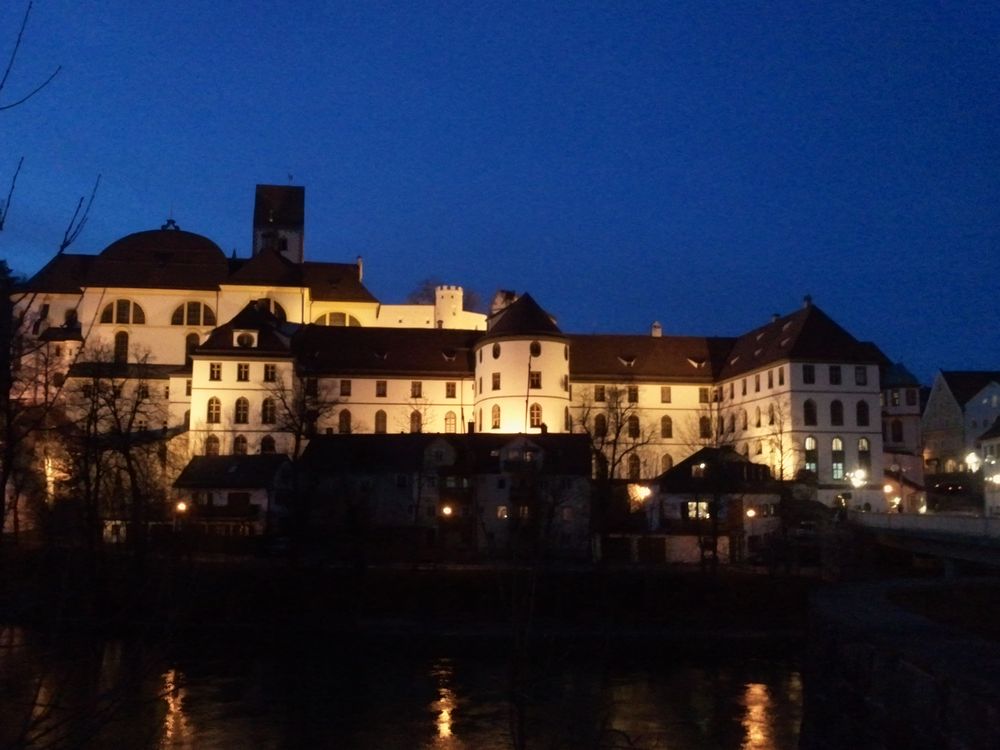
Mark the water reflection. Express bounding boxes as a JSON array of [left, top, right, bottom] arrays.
[[0, 627, 802, 750]]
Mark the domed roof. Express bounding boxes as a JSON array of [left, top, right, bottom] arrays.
[[99, 223, 226, 261]]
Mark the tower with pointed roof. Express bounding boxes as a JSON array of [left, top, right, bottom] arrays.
[[473, 293, 570, 435]]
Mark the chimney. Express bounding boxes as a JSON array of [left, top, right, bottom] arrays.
[[356, 255, 363, 282], [650, 321, 662, 337], [771, 313, 780, 323], [803, 295, 813, 309]]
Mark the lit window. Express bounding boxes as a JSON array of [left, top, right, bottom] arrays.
[[445, 411, 457, 433], [804, 436, 818, 474], [831, 437, 844, 480], [858, 438, 871, 472], [492, 405, 501, 429], [529, 403, 542, 428], [497, 505, 509, 519]]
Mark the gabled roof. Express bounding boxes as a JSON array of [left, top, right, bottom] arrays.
[[939, 371, 1000, 406], [293, 325, 479, 377], [197, 300, 295, 356], [655, 446, 774, 493], [719, 301, 886, 378], [568, 334, 732, 382], [226, 247, 377, 302], [482, 293, 563, 340], [174, 454, 290, 490], [882, 361, 921, 389]]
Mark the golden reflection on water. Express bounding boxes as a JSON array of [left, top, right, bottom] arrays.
[[430, 659, 459, 747], [741, 682, 772, 749], [160, 668, 195, 748]]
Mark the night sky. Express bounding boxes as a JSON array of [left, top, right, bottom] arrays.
[[4, 1, 999, 383]]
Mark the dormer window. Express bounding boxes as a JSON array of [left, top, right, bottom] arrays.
[[618, 355, 636, 367], [234, 331, 257, 348]]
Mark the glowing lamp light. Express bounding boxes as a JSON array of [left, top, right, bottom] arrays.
[[966, 452, 981, 473], [745, 508, 757, 519], [849, 469, 867, 489], [175, 501, 188, 514], [883, 484, 894, 493], [441, 504, 453, 517]]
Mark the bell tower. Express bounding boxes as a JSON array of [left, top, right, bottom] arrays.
[[252, 184, 304, 263]]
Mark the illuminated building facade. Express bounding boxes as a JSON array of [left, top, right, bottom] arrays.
[[14, 185, 890, 512]]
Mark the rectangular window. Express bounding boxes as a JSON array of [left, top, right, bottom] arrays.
[[340, 379, 352, 397], [446, 381, 456, 398], [854, 366, 867, 386], [728, 383, 734, 400], [411, 381, 422, 398], [518, 505, 530, 519], [803, 365, 815, 384], [754, 374, 760, 392], [829, 365, 841, 385], [263, 364, 277, 382], [660, 386, 672, 403], [492, 373, 500, 391], [742, 379, 747, 396], [594, 385, 606, 402], [778, 367, 785, 386], [209, 362, 221, 381], [237, 363, 250, 382], [699, 387, 709, 404], [376, 380, 387, 397], [164, 385, 169, 400], [767, 370, 774, 389], [529, 371, 542, 389], [627, 385, 638, 403], [185, 379, 192, 396], [906, 388, 917, 406], [891, 390, 900, 407]]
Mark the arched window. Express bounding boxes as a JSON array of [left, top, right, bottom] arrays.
[[627, 453, 641, 480], [375, 410, 387, 434], [741, 410, 748, 430], [831, 437, 845, 479], [171, 301, 215, 326], [444, 411, 457, 433], [804, 436, 818, 474], [233, 435, 248, 455], [627, 415, 640, 438], [858, 437, 871, 472], [699, 416, 711, 439], [529, 403, 542, 428], [727, 414, 735, 433], [234, 397, 249, 424], [661, 415, 673, 438], [594, 414, 607, 438], [261, 398, 276, 424], [100, 300, 145, 325], [830, 400, 844, 426], [755, 406, 762, 428], [314, 312, 361, 327], [114, 331, 129, 364], [768, 404, 775, 426], [661, 453, 674, 473], [890, 419, 903, 443], [410, 410, 422, 434], [338, 409, 352, 434], [260, 435, 276, 454], [204, 435, 220, 456], [856, 400, 870, 427], [207, 397, 221, 424], [803, 400, 817, 426], [491, 405, 501, 430]]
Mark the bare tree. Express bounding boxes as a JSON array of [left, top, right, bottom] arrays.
[[263, 371, 338, 460], [0, 1, 61, 113], [574, 385, 658, 481]]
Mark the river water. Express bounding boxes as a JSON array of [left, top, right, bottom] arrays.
[[0, 626, 802, 749]]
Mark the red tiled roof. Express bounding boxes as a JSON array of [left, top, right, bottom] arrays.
[[568, 334, 733, 382]]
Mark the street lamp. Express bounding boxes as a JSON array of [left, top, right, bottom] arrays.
[[173, 500, 188, 531]]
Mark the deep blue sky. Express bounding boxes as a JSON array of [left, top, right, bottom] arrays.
[[4, 1, 999, 383]]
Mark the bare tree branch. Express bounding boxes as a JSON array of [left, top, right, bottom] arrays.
[[0, 155, 23, 230], [59, 174, 101, 253], [0, 1, 61, 112]]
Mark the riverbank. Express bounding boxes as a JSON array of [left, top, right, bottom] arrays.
[[0, 545, 818, 641]]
